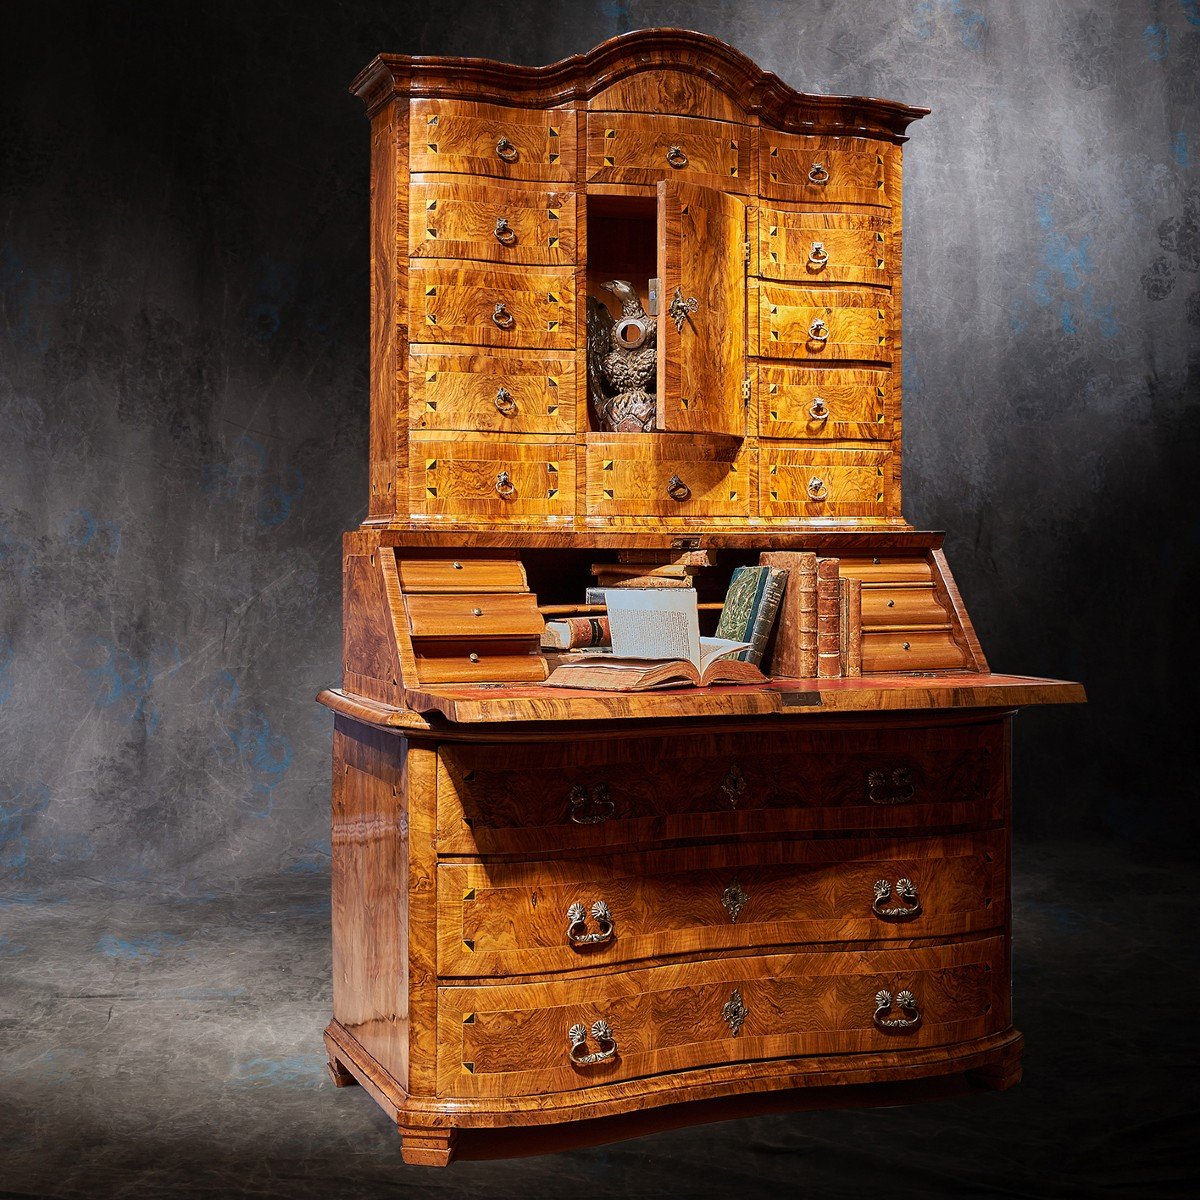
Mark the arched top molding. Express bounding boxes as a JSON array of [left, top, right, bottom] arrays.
[[351, 28, 929, 142]]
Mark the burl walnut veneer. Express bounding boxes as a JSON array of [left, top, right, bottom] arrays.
[[319, 29, 1084, 1166]]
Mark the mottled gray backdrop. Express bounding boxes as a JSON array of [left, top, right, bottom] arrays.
[[2, 0, 1196, 904]]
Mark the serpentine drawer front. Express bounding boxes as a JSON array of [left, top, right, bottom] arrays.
[[436, 937, 1008, 1098], [436, 829, 1007, 978]]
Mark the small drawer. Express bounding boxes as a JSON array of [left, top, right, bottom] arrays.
[[585, 437, 752, 519], [409, 261, 574, 350], [437, 830, 1007, 978], [759, 447, 894, 520], [761, 134, 891, 206], [436, 720, 1007, 856], [758, 365, 892, 441], [410, 99, 576, 183], [756, 208, 891, 285], [410, 435, 576, 523], [409, 179, 577, 267], [405, 593, 543, 639], [411, 637, 547, 685], [586, 113, 748, 187], [837, 555, 934, 584], [394, 556, 529, 594], [751, 281, 892, 362], [436, 936, 1007, 1097], [410, 346, 575, 435], [862, 629, 971, 673], [860, 585, 951, 627]]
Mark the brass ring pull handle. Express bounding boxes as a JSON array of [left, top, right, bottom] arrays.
[[666, 474, 691, 502], [867, 767, 916, 805], [568, 1020, 617, 1066], [809, 397, 830, 420], [566, 901, 615, 947], [495, 136, 519, 163], [873, 989, 921, 1030], [808, 318, 829, 343], [493, 216, 517, 245], [872, 878, 922, 920], [494, 386, 516, 416], [668, 286, 699, 333], [568, 783, 615, 825], [807, 477, 828, 501], [665, 144, 688, 168], [492, 302, 516, 330], [807, 241, 828, 268], [494, 470, 516, 498], [808, 161, 830, 184]]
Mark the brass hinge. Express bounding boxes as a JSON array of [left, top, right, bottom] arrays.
[[742, 376, 751, 404], [743, 240, 751, 264]]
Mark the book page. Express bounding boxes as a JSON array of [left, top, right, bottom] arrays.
[[603, 588, 700, 666], [698, 637, 754, 672]]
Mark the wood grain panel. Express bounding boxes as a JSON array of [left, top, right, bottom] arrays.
[[409, 346, 575, 434], [409, 435, 576, 523], [409, 179, 576, 266], [656, 179, 747, 435], [760, 133, 890, 206], [437, 937, 1006, 1097], [408, 262, 574, 349], [405, 593, 543, 638], [411, 638, 548, 684], [861, 585, 951, 626], [862, 629, 970, 673], [758, 364, 892, 441], [587, 113, 748, 188], [751, 282, 892, 363], [838, 555, 935, 584], [587, 70, 746, 121], [756, 209, 891, 286], [410, 99, 576, 182], [759, 446, 894, 520], [437, 830, 1006, 978], [395, 556, 528, 594]]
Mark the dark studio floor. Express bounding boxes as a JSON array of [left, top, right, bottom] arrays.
[[1, 839, 1194, 1200]]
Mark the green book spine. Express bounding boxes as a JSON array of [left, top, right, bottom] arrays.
[[715, 566, 789, 665]]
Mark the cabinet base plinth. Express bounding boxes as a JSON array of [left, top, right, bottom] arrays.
[[400, 1128, 459, 1167]]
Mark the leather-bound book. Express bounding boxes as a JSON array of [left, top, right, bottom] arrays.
[[760, 551, 818, 678], [817, 557, 842, 678], [839, 577, 863, 677]]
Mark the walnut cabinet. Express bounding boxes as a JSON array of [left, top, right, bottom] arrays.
[[321, 30, 1084, 1166]]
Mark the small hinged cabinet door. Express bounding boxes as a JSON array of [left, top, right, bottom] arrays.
[[656, 180, 747, 436]]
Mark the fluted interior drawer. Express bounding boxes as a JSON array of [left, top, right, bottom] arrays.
[[755, 208, 891, 285], [436, 830, 1006, 978], [586, 112, 748, 187], [435, 720, 1007, 855], [437, 936, 1007, 1097], [760, 133, 891, 206]]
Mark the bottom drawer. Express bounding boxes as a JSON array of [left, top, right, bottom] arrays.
[[437, 936, 1006, 1097]]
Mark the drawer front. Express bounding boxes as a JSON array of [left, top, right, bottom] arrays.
[[585, 441, 751, 519], [410, 347, 576, 435], [405, 593, 543, 639], [411, 436, 576, 523], [394, 556, 528, 594], [410, 99, 576, 183], [752, 282, 892, 362], [760, 447, 894, 520], [436, 721, 1007, 856], [587, 113, 748, 187], [861, 585, 951, 626], [437, 830, 1006, 978], [409, 262, 575, 349], [862, 629, 971, 673], [759, 365, 892, 441], [437, 937, 1007, 1096], [409, 179, 577, 267], [761, 134, 890, 205], [411, 638, 547, 685], [757, 209, 891, 286]]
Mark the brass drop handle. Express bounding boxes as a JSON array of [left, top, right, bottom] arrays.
[[494, 470, 516, 498], [495, 135, 518, 163], [668, 286, 699, 333], [872, 878, 922, 920], [492, 301, 515, 329], [494, 386, 516, 416], [568, 783, 615, 825], [807, 477, 828, 501], [807, 241, 828, 268], [808, 160, 830, 184], [809, 397, 830, 420], [568, 1020, 617, 1066], [873, 989, 921, 1030], [665, 144, 688, 168], [808, 318, 829, 343], [493, 215, 517, 245], [666, 474, 691, 502], [867, 767, 916, 805], [566, 900, 615, 947]]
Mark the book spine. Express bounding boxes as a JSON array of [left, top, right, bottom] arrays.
[[591, 562, 695, 578], [798, 554, 818, 678], [616, 550, 714, 567], [742, 569, 787, 666], [817, 557, 841, 678], [843, 578, 862, 677], [592, 574, 692, 589], [543, 616, 611, 650]]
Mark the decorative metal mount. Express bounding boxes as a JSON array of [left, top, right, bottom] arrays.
[[566, 900, 615, 946], [568, 783, 615, 825], [867, 767, 916, 805], [872, 878, 922, 920], [721, 879, 748, 923], [668, 286, 699, 332], [722, 989, 749, 1036], [721, 764, 746, 808], [873, 989, 921, 1030], [568, 1019, 618, 1065]]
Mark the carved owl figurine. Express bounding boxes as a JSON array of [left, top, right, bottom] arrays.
[[597, 279, 657, 433]]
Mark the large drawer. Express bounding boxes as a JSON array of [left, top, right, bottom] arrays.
[[760, 133, 891, 206], [755, 208, 891, 286], [437, 829, 1006, 978], [759, 446, 894, 520], [435, 720, 1008, 855], [586, 112, 748, 188], [751, 281, 892, 363], [437, 936, 1007, 1097], [758, 364, 892, 441]]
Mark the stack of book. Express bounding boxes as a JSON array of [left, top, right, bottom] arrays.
[[760, 552, 863, 679], [585, 549, 717, 603]]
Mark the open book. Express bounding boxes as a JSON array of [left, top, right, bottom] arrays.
[[543, 588, 766, 691]]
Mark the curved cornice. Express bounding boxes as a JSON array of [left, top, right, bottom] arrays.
[[350, 28, 929, 142]]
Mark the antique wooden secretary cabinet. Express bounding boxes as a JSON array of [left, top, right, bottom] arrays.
[[320, 29, 1084, 1166]]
